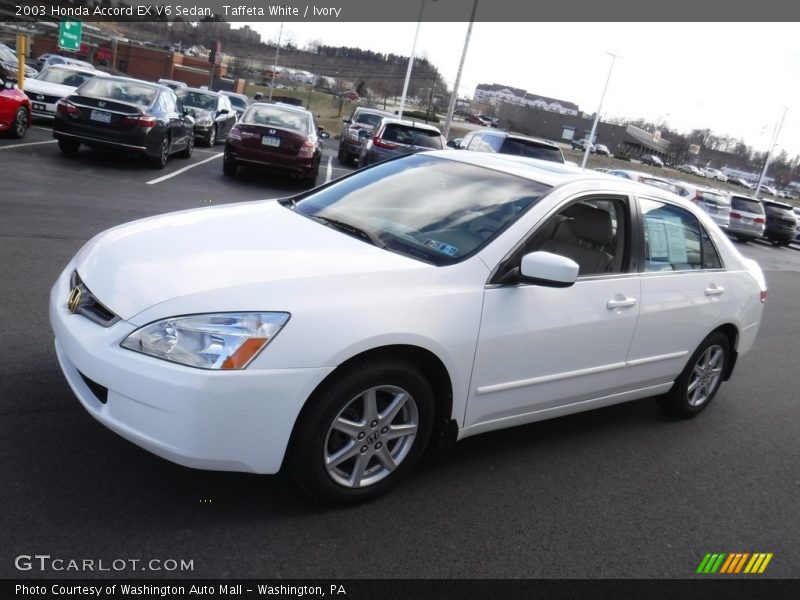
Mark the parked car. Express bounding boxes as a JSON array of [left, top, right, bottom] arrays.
[[40, 56, 94, 71], [338, 106, 394, 166], [641, 154, 664, 167], [340, 91, 359, 101], [0, 67, 31, 138], [457, 130, 565, 164], [52, 75, 195, 168], [793, 207, 800, 244], [358, 118, 445, 167], [607, 170, 679, 195], [729, 177, 753, 189], [157, 79, 187, 90], [761, 200, 798, 246], [24, 64, 100, 120], [756, 183, 777, 197], [222, 102, 323, 187], [670, 181, 731, 229], [49, 151, 767, 503], [703, 167, 728, 182], [175, 87, 237, 146], [36, 53, 58, 71], [0, 43, 37, 79], [677, 164, 705, 177], [219, 90, 250, 120], [593, 143, 611, 156], [726, 194, 766, 242], [571, 138, 594, 152], [466, 114, 489, 125]]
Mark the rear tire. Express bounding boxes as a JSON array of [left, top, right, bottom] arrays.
[[222, 156, 237, 176], [10, 107, 29, 139], [178, 131, 194, 159], [149, 136, 170, 169], [657, 331, 729, 418], [288, 360, 435, 504], [58, 139, 80, 154], [207, 125, 217, 147]]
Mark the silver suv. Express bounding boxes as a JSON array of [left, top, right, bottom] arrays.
[[338, 106, 393, 166], [457, 130, 565, 164], [727, 194, 765, 242]]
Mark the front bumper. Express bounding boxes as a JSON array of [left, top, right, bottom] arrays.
[[50, 267, 333, 474]]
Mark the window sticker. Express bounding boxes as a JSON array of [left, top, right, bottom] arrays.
[[424, 239, 459, 256], [645, 218, 669, 260], [662, 216, 688, 264]]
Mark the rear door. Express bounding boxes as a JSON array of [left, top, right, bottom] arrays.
[[623, 196, 730, 388]]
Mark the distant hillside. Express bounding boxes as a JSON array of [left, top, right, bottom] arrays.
[[97, 21, 446, 97]]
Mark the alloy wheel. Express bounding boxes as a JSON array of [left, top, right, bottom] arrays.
[[686, 345, 723, 407]]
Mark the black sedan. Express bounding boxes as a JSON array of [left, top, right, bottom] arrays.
[[52, 76, 194, 168], [175, 88, 237, 146]]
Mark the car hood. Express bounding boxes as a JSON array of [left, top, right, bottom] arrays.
[[73, 200, 427, 321], [24, 78, 75, 96]]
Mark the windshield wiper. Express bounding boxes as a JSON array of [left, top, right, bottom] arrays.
[[310, 215, 387, 249]]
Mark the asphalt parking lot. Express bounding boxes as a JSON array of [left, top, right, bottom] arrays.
[[1, 124, 799, 579]]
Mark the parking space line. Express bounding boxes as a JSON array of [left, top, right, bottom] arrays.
[[0, 140, 57, 150], [326, 156, 333, 183], [146, 153, 223, 185]]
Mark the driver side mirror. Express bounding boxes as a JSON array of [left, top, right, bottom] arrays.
[[218, 108, 229, 115], [446, 140, 460, 149], [518, 252, 579, 287]]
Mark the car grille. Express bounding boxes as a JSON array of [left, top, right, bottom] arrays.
[[69, 271, 120, 327], [26, 91, 60, 104]]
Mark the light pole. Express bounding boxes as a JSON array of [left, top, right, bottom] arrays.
[[442, 0, 479, 140], [398, 0, 430, 120], [268, 22, 283, 101], [581, 52, 621, 170], [754, 106, 788, 198]]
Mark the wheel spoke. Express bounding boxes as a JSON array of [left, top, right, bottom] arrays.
[[687, 378, 702, 394], [349, 453, 370, 487], [331, 416, 362, 439], [380, 391, 410, 424], [693, 364, 705, 378], [363, 388, 379, 423], [374, 446, 397, 472], [326, 441, 360, 469], [384, 423, 417, 441]]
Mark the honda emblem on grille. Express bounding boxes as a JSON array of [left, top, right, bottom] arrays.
[[98, 101, 106, 108], [67, 287, 82, 314], [36, 94, 44, 101], [268, 129, 276, 134]]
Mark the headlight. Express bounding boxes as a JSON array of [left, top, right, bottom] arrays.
[[196, 116, 213, 126], [121, 312, 290, 369]]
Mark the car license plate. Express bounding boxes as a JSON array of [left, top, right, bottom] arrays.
[[707, 206, 718, 214], [90, 110, 111, 124], [261, 135, 280, 147], [741, 217, 752, 224], [32, 102, 46, 111]]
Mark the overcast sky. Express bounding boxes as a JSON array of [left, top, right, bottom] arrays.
[[241, 21, 800, 159]]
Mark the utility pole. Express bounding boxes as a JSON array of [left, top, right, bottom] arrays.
[[442, 0, 479, 140], [582, 52, 621, 170], [268, 22, 283, 101], [754, 106, 788, 198]]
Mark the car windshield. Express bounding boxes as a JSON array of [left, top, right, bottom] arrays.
[[763, 202, 793, 214], [355, 112, 384, 126], [242, 105, 309, 132], [175, 90, 217, 110], [382, 124, 443, 149], [77, 78, 157, 106], [730, 196, 765, 214], [291, 154, 551, 265], [500, 138, 563, 163], [227, 96, 248, 109], [37, 67, 97, 87]]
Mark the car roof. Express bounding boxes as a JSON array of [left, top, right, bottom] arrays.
[[762, 200, 793, 209], [86, 74, 159, 88], [220, 90, 248, 99], [472, 130, 558, 148], [249, 101, 313, 116], [377, 117, 442, 133], [179, 87, 220, 96]]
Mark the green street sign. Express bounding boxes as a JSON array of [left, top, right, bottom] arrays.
[[58, 18, 82, 52]]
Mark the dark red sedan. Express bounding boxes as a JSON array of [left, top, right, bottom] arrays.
[[223, 102, 324, 187], [0, 68, 31, 138]]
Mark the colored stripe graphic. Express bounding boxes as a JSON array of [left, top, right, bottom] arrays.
[[698, 552, 773, 574]]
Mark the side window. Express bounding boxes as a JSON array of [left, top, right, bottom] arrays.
[[464, 133, 480, 150], [640, 199, 721, 271], [162, 91, 176, 114], [482, 135, 503, 152], [524, 196, 630, 276]]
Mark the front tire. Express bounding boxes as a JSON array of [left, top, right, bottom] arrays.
[[58, 138, 80, 154], [657, 331, 729, 418], [10, 107, 29, 139], [288, 360, 435, 503]]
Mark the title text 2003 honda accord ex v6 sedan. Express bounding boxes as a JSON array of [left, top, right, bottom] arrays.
[[50, 152, 766, 503]]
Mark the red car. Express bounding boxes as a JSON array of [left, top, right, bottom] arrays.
[[0, 70, 31, 138], [466, 114, 489, 126]]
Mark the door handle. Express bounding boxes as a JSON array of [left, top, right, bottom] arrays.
[[705, 285, 725, 297], [607, 298, 637, 309]]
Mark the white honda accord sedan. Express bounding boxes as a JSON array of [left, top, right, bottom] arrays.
[[50, 152, 766, 503]]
